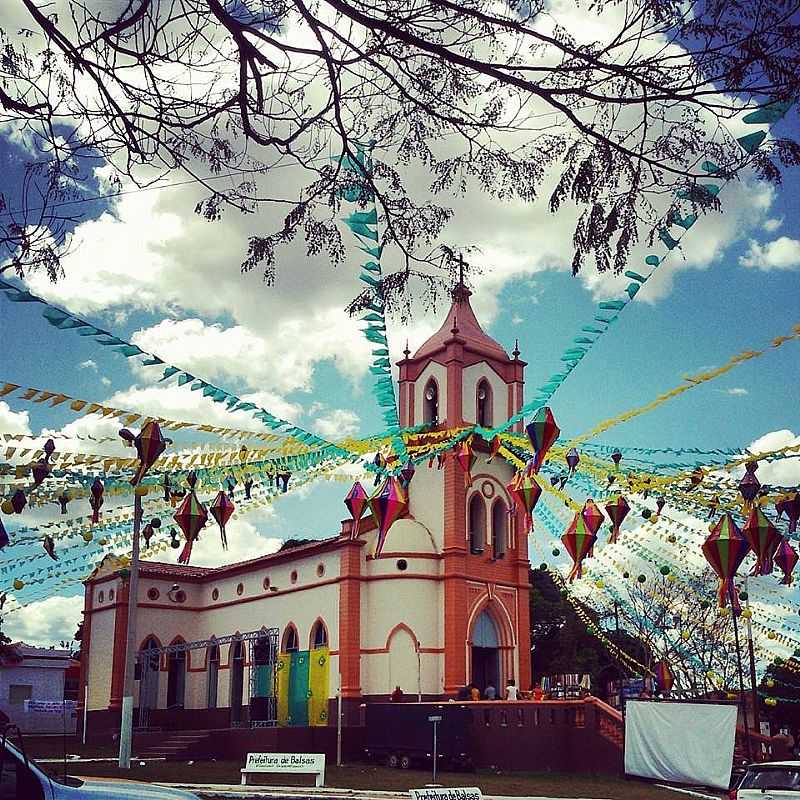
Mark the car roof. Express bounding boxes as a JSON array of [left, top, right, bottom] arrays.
[[745, 761, 800, 768]]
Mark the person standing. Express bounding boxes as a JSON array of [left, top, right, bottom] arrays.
[[505, 679, 519, 701], [485, 682, 497, 700], [390, 685, 404, 702], [470, 684, 480, 701]]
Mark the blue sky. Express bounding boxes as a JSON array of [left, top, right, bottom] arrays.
[[1, 92, 800, 645]]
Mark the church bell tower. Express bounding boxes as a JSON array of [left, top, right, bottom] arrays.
[[397, 277, 532, 696]]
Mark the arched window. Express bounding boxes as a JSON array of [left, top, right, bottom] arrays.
[[423, 378, 439, 425], [310, 619, 328, 649], [476, 379, 493, 427], [283, 624, 299, 652], [492, 500, 507, 560], [206, 644, 219, 709], [468, 493, 486, 554]]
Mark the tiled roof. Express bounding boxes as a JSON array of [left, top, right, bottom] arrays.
[[138, 534, 343, 579]]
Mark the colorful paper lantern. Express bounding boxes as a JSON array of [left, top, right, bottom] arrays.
[[561, 501, 600, 581], [738, 461, 760, 511], [210, 490, 235, 550], [399, 460, 415, 486], [455, 438, 477, 487], [565, 447, 580, 475], [89, 479, 104, 524], [31, 460, 50, 488], [506, 472, 542, 533], [42, 535, 57, 561], [525, 407, 560, 472], [174, 485, 208, 565], [604, 496, 630, 544], [774, 538, 799, 586], [344, 481, 369, 539], [367, 477, 408, 558], [10, 490, 26, 515], [702, 513, 750, 611], [742, 505, 781, 576], [487, 436, 502, 463], [777, 492, 800, 533]]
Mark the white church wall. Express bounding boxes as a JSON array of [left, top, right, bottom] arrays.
[[86, 607, 114, 711], [131, 563, 341, 707], [462, 362, 508, 427], [406, 468, 444, 550], [359, 573, 442, 696]]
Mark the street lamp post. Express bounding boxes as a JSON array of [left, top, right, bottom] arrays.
[[743, 579, 760, 728], [118, 489, 143, 769]]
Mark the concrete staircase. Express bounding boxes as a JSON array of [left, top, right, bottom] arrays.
[[137, 730, 213, 761]]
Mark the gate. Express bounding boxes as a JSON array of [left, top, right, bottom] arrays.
[[135, 626, 279, 729]]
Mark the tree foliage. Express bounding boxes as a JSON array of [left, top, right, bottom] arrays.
[[1, 0, 800, 309], [608, 571, 741, 697], [530, 568, 649, 689], [761, 658, 800, 733]]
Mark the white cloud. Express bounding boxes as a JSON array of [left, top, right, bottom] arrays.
[[739, 236, 800, 271], [0, 401, 32, 435], [79, 359, 98, 371], [44, 383, 303, 452], [3, 594, 84, 648], [184, 512, 283, 568], [100, 376, 112, 386], [130, 316, 369, 395], [312, 408, 360, 438], [743, 430, 800, 487], [726, 387, 748, 396], [763, 217, 784, 233]]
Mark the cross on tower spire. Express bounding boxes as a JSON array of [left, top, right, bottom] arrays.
[[452, 253, 472, 303]]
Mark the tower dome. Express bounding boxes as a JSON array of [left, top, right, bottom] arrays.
[[413, 284, 509, 362]]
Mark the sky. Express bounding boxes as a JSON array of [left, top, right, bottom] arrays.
[[0, 7, 799, 648]]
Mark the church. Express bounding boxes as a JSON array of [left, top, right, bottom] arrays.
[[79, 284, 532, 735]]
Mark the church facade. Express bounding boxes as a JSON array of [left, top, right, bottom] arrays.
[[80, 287, 532, 733]]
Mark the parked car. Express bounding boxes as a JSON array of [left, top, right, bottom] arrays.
[[0, 729, 200, 800], [730, 760, 800, 799]]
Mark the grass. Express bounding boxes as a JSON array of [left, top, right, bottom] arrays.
[[37, 760, 719, 799]]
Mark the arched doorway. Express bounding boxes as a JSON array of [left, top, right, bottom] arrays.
[[138, 637, 160, 728], [471, 610, 500, 694], [230, 639, 245, 724], [166, 647, 186, 709]]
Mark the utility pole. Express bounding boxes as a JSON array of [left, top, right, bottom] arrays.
[[116, 420, 168, 768], [118, 489, 143, 769], [744, 579, 760, 736], [729, 585, 752, 762]]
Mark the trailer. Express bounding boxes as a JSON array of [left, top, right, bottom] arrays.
[[364, 703, 474, 771]]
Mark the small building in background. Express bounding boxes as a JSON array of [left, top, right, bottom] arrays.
[[0, 643, 78, 733]]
